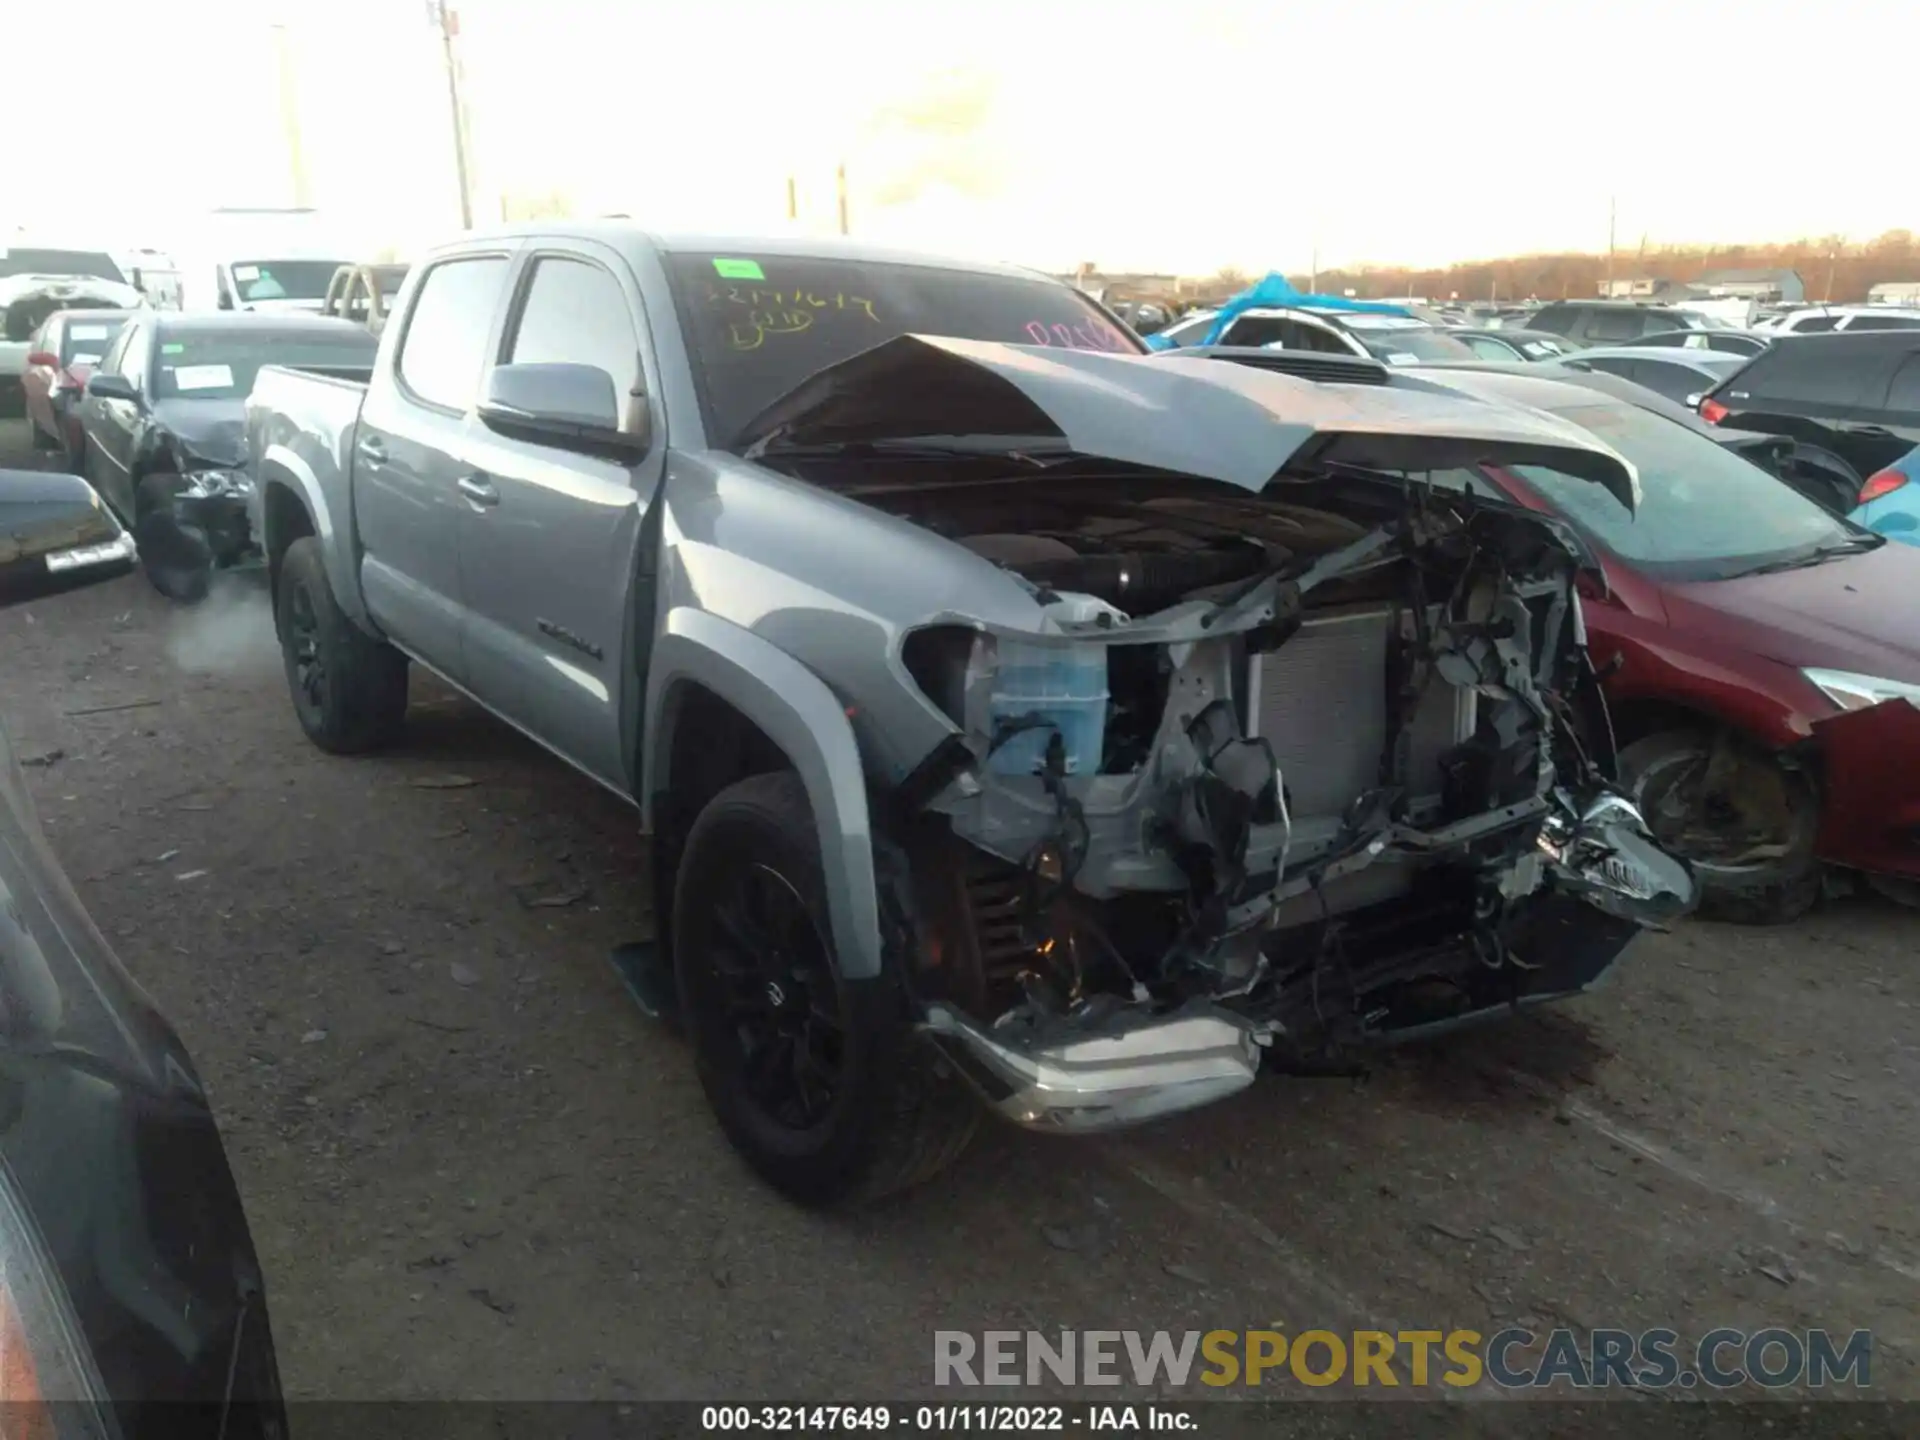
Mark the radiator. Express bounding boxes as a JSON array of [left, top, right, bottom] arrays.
[[1246, 604, 1476, 833]]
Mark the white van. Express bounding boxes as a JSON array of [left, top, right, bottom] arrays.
[[174, 210, 355, 313], [175, 256, 353, 313]]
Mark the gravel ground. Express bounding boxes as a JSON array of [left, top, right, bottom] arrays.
[[3, 420, 1915, 1418]]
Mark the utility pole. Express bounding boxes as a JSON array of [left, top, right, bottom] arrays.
[[786, 176, 798, 222], [835, 164, 849, 235], [1604, 195, 1616, 296], [428, 1, 474, 230], [1308, 243, 1318, 292], [269, 22, 311, 208]]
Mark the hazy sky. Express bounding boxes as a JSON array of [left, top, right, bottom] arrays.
[[10, 0, 1910, 274]]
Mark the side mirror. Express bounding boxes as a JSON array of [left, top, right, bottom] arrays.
[[477, 362, 651, 459], [0, 469, 137, 606], [25, 351, 59, 370], [85, 373, 138, 403]]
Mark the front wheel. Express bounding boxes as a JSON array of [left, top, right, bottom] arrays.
[[1617, 728, 1821, 925], [673, 771, 977, 1206], [274, 536, 409, 754]]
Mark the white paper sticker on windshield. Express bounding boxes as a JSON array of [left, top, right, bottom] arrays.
[[170, 364, 235, 391], [232, 264, 261, 280], [71, 353, 101, 366], [1522, 342, 1553, 357], [1387, 352, 1421, 365], [70, 324, 110, 340]]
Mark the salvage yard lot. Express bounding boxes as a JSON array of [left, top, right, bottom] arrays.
[[2, 415, 1916, 1407]]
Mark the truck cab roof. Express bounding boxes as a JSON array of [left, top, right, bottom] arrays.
[[431, 222, 1056, 283]]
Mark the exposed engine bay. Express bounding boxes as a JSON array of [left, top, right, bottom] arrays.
[[764, 447, 1695, 1134]]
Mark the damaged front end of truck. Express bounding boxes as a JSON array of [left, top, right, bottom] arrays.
[[733, 336, 1696, 1135]]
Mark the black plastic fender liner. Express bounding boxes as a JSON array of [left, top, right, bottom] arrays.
[[132, 483, 214, 605]]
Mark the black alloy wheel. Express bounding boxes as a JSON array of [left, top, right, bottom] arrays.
[[705, 860, 848, 1131]]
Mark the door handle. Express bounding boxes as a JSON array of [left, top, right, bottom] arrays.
[[457, 473, 500, 508], [357, 436, 387, 465]]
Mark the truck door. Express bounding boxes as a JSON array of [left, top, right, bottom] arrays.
[[453, 243, 662, 790], [352, 250, 515, 685]]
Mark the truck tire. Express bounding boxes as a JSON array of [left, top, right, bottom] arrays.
[[274, 536, 409, 754], [673, 771, 977, 1207], [133, 472, 213, 604]]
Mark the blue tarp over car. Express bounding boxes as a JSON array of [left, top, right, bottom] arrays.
[[1145, 272, 1413, 350]]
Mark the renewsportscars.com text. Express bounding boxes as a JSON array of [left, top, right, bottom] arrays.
[[933, 1327, 1872, 1390]]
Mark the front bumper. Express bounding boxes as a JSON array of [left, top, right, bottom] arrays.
[[1813, 698, 1920, 880]]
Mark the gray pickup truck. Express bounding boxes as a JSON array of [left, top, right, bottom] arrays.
[[246, 223, 1693, 1206]]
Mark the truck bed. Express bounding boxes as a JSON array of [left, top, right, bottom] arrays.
[[244, 364, 374, 597]]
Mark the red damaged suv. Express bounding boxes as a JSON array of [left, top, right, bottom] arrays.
[[1424, 367, 1920, 922]]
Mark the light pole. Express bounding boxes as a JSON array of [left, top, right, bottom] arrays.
[[269, 21, 311, 208], [427, 0, 474, 229]]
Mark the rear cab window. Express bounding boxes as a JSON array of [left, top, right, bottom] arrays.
[[395, 255, 513, 411], [661, 251, 1139, 447]]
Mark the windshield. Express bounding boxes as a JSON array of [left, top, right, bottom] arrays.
[[151, 330, 377, 400], [230, 259, 348, 303], [663, 251, 1141, 445], [1505, 401, 1854, 580], [0, 249, 125, 284], [1354, 326, 1478, 363]]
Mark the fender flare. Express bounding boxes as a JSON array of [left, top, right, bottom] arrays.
[[643, 608, 882, 981], [253, 444, 375, 632]]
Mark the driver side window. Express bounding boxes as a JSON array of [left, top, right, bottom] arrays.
[[98, 323, 137, 378], [118, 327, 153, 391]]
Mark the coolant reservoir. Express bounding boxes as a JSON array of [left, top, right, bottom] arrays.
[[982, 593, 1118, 777]]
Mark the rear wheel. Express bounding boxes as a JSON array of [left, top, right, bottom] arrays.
[[673, 771, 976, 1206], [1617, 728, 1821, 925], [274, 536, 409, 754], [133, 472, 213, 604]]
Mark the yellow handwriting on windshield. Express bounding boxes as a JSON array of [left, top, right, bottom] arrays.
[[706, 283, 879, 350]]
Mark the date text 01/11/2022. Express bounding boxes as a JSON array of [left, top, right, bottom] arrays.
[[698, 1405, 1197, 1432]]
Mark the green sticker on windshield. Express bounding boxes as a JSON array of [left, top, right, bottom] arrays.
[[712, 257, 765, 281], [161, 343, 185, 354]]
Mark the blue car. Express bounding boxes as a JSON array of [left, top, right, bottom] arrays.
[[1848, 443, 1920, 545]]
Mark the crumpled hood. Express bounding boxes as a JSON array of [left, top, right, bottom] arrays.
[[1664, 541, 1920, 685], [151, 399, 247, 467], [733, 335, 1640, 509]]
